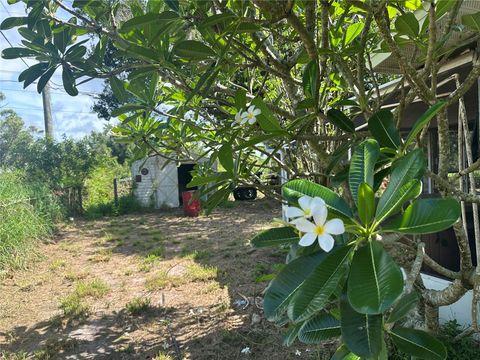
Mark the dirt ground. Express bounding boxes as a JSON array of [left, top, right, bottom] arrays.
[[0, 200, 332, 360]]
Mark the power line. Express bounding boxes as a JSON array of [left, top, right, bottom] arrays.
[[7, 106, 96, 114], [0, 31, 30, 69], [0, 86, 102, 96], [1, 87, 76, 96], [1, 1, 13, 16], [0, 68, 63, 76]]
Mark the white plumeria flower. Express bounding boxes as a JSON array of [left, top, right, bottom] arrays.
[[286, 195, 325, 224], [295, 350, 302, 356], [294, 205, 345, 252], [240, 346, 251, 355], [241, 105, 261, 124], [234, 108, 244, 125]]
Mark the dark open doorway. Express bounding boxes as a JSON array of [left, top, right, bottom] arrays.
[[177, 163, 197, 205]]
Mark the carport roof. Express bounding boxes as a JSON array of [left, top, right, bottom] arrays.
[[372, 1, 480, 74]]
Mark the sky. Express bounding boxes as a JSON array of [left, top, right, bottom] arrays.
[[0, 0, 110, 139]]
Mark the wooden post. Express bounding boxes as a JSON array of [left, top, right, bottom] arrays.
[[113, 178, 118, 207], [78, 186, 83, 214]]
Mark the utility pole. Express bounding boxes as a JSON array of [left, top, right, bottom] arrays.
[[42, 82, 54, 139]]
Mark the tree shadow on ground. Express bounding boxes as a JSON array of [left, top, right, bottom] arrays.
[[1, 200, 334, 359], [2, 306, 173, 359]]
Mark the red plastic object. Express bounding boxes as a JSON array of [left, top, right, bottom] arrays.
[[182, 191, 201, 217]]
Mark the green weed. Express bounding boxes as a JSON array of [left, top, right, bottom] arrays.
[[153, 353, 174, 360], [180, 248, 210, 260], [49, 259, 66, 271], [75, 278, 110, 298], [185, 264, 218, 281], [126, 296, 152, 315], [59, 294, 90, 318]]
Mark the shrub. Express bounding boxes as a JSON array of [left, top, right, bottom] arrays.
[[0, 171, 63, 271]]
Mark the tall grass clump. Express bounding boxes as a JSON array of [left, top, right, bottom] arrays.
[[0, 171, 63, 271], [83, 161, 142, 219]]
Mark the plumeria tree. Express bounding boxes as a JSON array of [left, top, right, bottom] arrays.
[[2, 0, 480, 357], [252, 132, 460, 358]]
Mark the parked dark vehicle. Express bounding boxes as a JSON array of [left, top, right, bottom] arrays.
[[233, 172, 280, 201], [233, 187, 257, 200]]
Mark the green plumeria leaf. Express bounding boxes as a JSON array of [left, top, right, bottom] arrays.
[[395, 12, 419, 38], [62, 65, 78, 96], [387, 291, 420, 324], [37, 67, 56, 93], [349, 139, 380, 205], [375, 149, 426, 223], [344, 23, 364, 45], [382, 198, 460, 234], [303, 59, 318, 99], [358, 182, 375, 225], [234, 88, 246, 110], [368, 110, 401, 149], [327, 108, 355, 133], [110, 76, 128, 102], [0, 16, 27, 30], [18, 62, 48, 88], [187, 172, 231, 187], [173, 40, 216, 60], [331, 345, 361, 360], [263, 251, 328, 321], [288, 245, 353, 322], [282, 323, 303, 346], [390, 327, 447, 360], [217, 143, 234, 173], [200, 13, 237, 28], [404, 102, 446, 148], [120, 11, 178, 32], [347, 241, 403, 314], [282, 179, 353, 221], [298, 313, 341, 344], [376, 179, 422, 224], [462, 11, 480, 32], [2, 47, 38, 59], [111, 104, 146, 117], [251, 97, 285, 134], [165, 0, 180, 12], [251, 227, 299, 248], [234, 134, 278, 151], [340, 296, 383, 358]]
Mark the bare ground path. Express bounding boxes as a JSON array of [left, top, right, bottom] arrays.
[[0, 201, 328, 359]]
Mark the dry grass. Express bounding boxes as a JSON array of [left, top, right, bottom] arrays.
[[0, 201, 321, 359], [89, 248, 112, 263], [48, 259, 66, 271]]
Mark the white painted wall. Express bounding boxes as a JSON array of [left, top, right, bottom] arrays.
[[421, 273, 474, 326], [131, 156, 180, 208]]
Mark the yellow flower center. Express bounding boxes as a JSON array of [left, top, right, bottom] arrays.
[[247, 113, 254, 119], [315, 226, 325, 236], [304, 208, 311, 216]]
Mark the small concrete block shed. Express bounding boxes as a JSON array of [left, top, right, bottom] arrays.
[[131, 155, 205, 208]]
